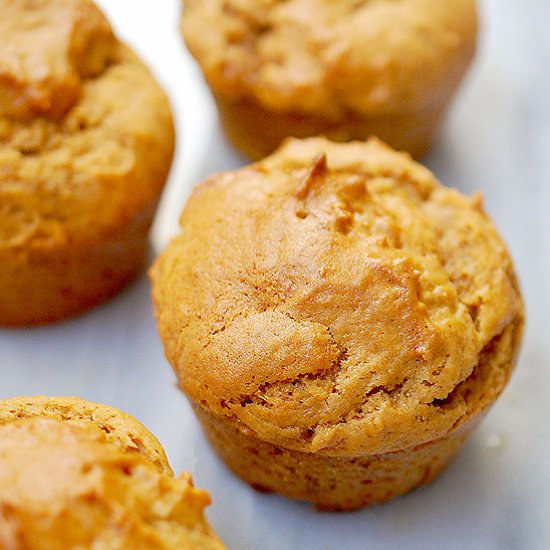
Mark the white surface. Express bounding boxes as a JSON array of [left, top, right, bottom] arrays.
[[2, 1, 549, 549]]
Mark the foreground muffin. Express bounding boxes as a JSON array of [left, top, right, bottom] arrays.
[[0, 0, 174, 326], [181, 0, 478, 159], [151, 137, 524, 511], [0, 396, 226, 549]]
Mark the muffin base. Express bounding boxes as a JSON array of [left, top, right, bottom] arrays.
[[0, 205, 155, 327], [192, 404, 481, 511], [215, 95, 445, 161]]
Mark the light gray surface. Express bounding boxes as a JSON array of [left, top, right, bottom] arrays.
[[1, 1, 548, 549]]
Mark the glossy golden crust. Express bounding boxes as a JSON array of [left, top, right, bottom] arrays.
[[0, 0, 175, 326], [181, 0, 477, 157], [151, 138, 524, 458], [0, 397, 226, 549]]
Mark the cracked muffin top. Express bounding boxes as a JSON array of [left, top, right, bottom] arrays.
[[151, 137, 523, 456], [0, 0, 174, 251], [181, 0, 478, 118], [0, 397, 226, 549]]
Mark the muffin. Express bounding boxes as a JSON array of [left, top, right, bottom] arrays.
[[151, 137, 524, 511], [181, 0, 478, 160], [0, 396, 226, 549], [0, 0, 175, 327]]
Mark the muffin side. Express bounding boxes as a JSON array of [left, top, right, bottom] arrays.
[[192, 317, 521, 510], [214, 94, 446, 160]]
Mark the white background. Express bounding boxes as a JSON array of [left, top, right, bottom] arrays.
[[1, 1, 548, 548]]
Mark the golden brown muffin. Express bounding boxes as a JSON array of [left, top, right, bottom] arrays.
[[0, 0, 175, 327], [0, 396, 227, 549], [0, 396, 172, 474], [151, 137, 524, 511], [181, 0, 478, 160]]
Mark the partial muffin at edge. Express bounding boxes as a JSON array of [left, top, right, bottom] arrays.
[[151, 137, 524, 510], [0, 0, 175, 326], [181, 0, 478, 159], [0, 396, 226, 549], [0, 395, 171, 474]]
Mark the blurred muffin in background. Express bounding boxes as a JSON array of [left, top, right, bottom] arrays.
[[181, 0, 478, 159], [0, 396, 226, 549], [0, 0, 175, 326]]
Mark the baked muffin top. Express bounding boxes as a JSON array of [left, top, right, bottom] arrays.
[[0, 398, 225, 549], [0, 396, 171, 474], [182, 0, 477, 118], [152, 138, 524, 456], [0, 0, 174, 253]]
